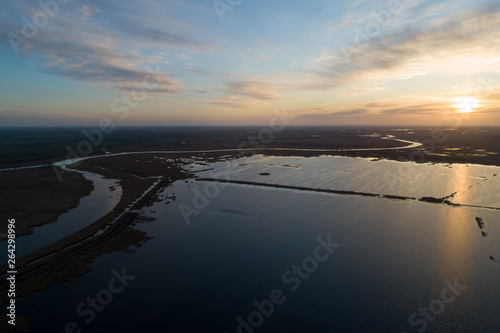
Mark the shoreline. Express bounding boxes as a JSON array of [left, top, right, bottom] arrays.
[[0, 168, 176, 307], [196, 178, 500, 212], [1, 141, 499, 331], [1, 134, 498, 321], [0, 136, 422, 171], [0, 167, 94, 240]]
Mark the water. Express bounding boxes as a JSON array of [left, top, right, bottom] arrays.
[[193, 155, 500, 208], [0, 170, 121, 257], [17, 155, 500, 332]]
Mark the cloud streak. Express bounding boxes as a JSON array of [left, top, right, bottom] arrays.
[[1, 0, 499, 125], [301, 2, 500, 91], [0, 0, 215, 96]]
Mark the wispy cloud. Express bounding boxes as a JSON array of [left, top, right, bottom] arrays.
[[1, 0, 498, 125], [0, 108, 97, 126], [297, 108, 368, 119], [210, 96, 255, 109], [0, 1, 216, 96], [209, 79, 282, 109], [225, 80, 281, 101], [304, 3, 500, 90]]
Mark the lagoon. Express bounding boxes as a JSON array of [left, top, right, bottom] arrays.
[[16, 154, 500, 332]]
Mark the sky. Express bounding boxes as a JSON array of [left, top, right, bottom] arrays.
[[0, 0, 499, 127]]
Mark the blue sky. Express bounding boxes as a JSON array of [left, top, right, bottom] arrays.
[[0, 0, 499, 126]]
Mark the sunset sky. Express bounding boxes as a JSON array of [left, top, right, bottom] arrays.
[[0, 0, 499, 126]]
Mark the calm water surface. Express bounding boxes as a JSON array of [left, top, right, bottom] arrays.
[[17, 155, 500, 332], [0, 171, 121, 257]]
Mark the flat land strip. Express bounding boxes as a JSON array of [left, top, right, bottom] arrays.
[[0, 167, 93, 238]]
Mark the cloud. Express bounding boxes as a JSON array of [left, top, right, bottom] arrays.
[[80, 5, 100, 20], [224, 80, 281, 101], [301, 94, 499, 125], [294, 98, 471, 124], [210, 96, 255, 109], [45, 61, 181, 95], [307, 3, 500, 90], [0, 108, 97, 126], [343, 85, 387, 95], [190, 68, 214, 76], [209, 79, 282, 109], [298, 108, 368, 119], [0, 1, 216, 96]]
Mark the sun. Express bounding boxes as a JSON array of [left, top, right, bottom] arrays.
[[453, 97, 479, 113]]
